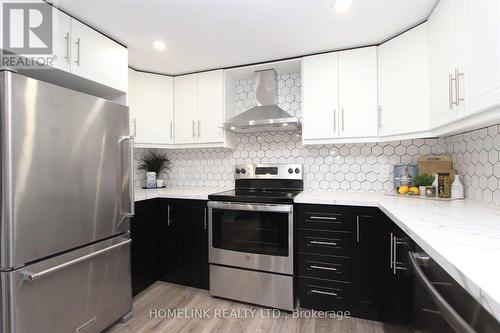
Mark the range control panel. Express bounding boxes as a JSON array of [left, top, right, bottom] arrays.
[[234, 164, 303, 180]]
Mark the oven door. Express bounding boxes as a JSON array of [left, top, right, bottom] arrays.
[[208, 201, 293, 275]]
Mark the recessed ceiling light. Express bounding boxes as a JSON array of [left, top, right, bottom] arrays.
[[334, 0, 352, 12], [153, 40, 166, 50]]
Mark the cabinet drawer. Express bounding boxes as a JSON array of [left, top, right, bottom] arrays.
[[298, 252, 351, 282], [297, 204, 354, 231], [298, 229, 352, 256], [298, 277, 352, 311]]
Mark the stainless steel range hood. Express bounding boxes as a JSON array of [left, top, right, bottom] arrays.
[[223, 69, 301, 133]]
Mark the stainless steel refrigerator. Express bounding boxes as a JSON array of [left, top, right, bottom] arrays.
[[0, 70, 134, 333]]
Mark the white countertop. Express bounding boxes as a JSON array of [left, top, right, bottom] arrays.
[[296, 190, 500, 320], [134, 187, 500, 320], [134, 187, 229, 202]]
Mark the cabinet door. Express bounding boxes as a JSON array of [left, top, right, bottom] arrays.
[[131, 200, 160, 296], [134, 72, 174, 145], [174, 74, 198, 144], [302, 53, 339, 140], [461, 0, 500, 116], [338, 47, 378, 138], [51, 7, 71, 72], [378, 23, 430, 137], [127, 68, 137, 136], [353, 208, 381, 320], [170, 200, 208, 289], [197, 70, 224, 143], [428, 0, 460, 127], [70, 19, 128, 92]]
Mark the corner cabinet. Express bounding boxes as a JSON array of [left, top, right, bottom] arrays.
[[302, 47, 378, 144], [128, 69, 174, 147], [174, 70, 235, 148], [378, 23, 431, 138]]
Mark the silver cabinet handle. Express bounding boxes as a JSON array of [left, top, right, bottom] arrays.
[[310, 240, 337, 246], [393, 233, 397, 274], [170, 121, 173, 140], [356, 215, 360, 243], [192, 120, 195, 138], [334, 108, 337, 132], [133, 119, 137, 137], [389, 232, 393, 269], [21, 238, 131, 281], [198, 119, 201, 138], [408, 251, 476, 333], [378, 106, 382, 129], [167, 205, 172, 226], [75, 37, 81, 66], [64, 32, 70, 62], [309, 216, 337, 220], [204, 207, 207, 229], [310, 265, 337, 271], [118, 135, 134, 217], [449, 73, 457, 109], [341, 108, 344, 132], [310, 289, 337, 297], [455, 68, 464, 105]]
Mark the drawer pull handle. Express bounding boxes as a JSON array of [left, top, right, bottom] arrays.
[[310, 289, 338, 297], [310, 240, 337, 246], [310, 265, 337, 271], [309, 216, 337, 220]]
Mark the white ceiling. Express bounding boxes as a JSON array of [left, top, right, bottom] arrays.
[[55, 0, 438, 75]]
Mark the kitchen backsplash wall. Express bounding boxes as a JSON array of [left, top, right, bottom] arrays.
[[445, 123, 500, 206], [134, 71, 500, 206]]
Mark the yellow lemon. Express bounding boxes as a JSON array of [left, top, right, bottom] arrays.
[[398, 186, 410, 194], [410, 186, 420, 194]]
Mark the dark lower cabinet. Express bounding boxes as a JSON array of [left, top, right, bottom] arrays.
[[131, 198, 209, 295], [381, 214, 415, 333], [296, 204, 382, 321], [159, 199, 209, 290], [130, 200, 160, 296]]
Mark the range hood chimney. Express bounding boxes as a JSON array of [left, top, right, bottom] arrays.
[[223, 69, 301, 133]]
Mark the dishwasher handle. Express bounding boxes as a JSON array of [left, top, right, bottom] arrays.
[[408, 251, 476, 333]]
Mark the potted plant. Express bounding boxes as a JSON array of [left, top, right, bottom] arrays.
[[138, 150, 170, 188], [414, 173, 435, 197]]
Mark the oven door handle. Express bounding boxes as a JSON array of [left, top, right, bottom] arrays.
[[207, 201, 293, 213], [408, 251, 476, 333]]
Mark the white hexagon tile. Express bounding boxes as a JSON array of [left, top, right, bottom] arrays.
[[134, 72, 500, 207]]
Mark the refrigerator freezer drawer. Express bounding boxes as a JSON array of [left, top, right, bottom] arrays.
[[0, 235, 132, 333]]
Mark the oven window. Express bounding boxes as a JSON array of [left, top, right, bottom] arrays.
[[211, 209, 289, 256]]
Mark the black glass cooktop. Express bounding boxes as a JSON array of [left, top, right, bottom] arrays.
[[208, 189, 302, 204]]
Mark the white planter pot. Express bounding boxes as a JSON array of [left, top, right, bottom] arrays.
[[146, 172, 156, 188], [419, 186, 426, 197]]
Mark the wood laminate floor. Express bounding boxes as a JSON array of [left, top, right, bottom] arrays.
[[106, 282, 385, 333]]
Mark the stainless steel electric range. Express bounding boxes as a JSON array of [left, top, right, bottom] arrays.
[[207, 164, 303, 311]]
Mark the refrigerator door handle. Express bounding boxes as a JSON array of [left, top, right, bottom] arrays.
[[119, 135, 135, 217], [21, 239, 132, 281]]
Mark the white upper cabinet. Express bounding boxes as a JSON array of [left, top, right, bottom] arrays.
[[302, 53, 339, 140], [174, 70, 232, 147], [428, 0, 461, 127], [132, 71, 174, 146], [174, 74, 198, 145], [460, 0, 500, 117], [51, 8, 71, 72], [70, 20, 128, 92], [378, 23, 430, 137], [338, 47, 378, 138], [302, 47, 378, 143], [197, 70, 225, 143]]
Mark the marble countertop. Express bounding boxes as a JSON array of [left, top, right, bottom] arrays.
[[134, 187, 229, 202], [296, 191, 500, 321], [134, 187, 500, 320]]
